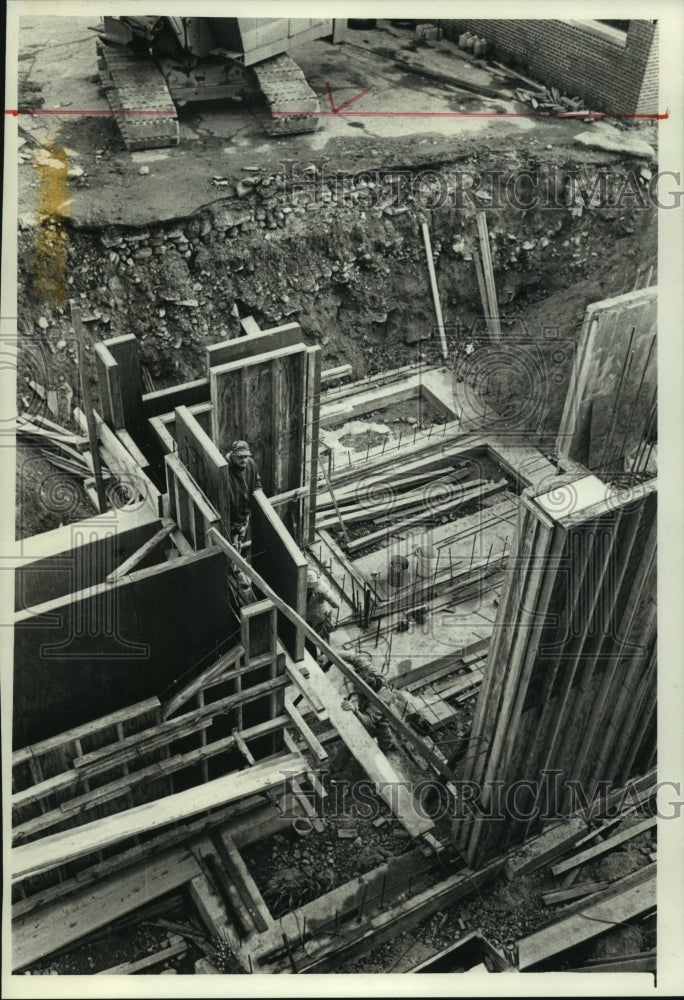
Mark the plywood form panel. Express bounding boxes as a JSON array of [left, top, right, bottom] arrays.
[[175, 406, 232, 536], [250, 491, 308, 660], [210, 344, 307, 497], [13, 550, 236, 748], [103, 335, 144, 437]]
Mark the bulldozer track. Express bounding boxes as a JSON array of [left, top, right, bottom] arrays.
[[97, 41, 179, 151], [252, 54, 321, 136]]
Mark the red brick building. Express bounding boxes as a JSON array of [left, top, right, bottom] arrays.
[[441, 19, 659, 115]]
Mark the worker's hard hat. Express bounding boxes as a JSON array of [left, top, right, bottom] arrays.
[[307, 569, 320, 589], [230, 440, 252, 457]]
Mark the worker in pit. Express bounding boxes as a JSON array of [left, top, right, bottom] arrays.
[[225, 440, 261, 554], [305, 569, 340, 670], [339, 658, 431, 755]]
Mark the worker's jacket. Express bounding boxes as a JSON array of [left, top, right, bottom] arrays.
[[228, 459, 261, 524], [306, 589, 335, 632]]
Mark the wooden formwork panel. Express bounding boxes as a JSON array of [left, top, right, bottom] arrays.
[[175, 405, 232, 537], [210, 343, 308, 497]]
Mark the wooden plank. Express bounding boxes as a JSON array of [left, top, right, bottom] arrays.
[[321, 363, 352, 386], [105, 524, 174, 582], [240, 315, 262, 335], [162, 644, 244, 719], [251, 490, 308, 660], [286, 700, 329, 762], [12, 753, 307, 882], [504, 816, 590, 880], [395, 638, 490, 690], [94, 342, 124, 430], [215, 829, 273, 932], [96, 940, 186, 975], [421, 222, 448, 359], [142, 377, 210, 419], [517, 866, 656, 970], [116, 428, 149, 470], [303, 346, 322, 544], [148, 414, 176, 455], [13, 733, 238, 842], [13, 698, 161, 768], [165, 452, 221, 527], [285, 658, 433, 838], [541, 881, 609, 906], [550, 817, 657, 876], [12, 847, 202, 971], [476, 211, 501, 341], [206, 322, 302, 370]]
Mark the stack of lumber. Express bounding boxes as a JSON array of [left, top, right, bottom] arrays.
[[315, 466, 468, 531], [344, 479, 508, 553]]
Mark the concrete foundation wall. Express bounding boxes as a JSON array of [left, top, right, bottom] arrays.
[[13, 548, 237, 748], [441, 19, 659, 115]]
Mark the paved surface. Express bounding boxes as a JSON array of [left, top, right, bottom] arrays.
[[14, 17, 606, 228]]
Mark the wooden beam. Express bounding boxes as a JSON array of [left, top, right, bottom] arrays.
[[12, 753, 307, 882], [421, 222, 448, 360], [73, 303, 109, 512], [73, 406, 160, 510], [105, 524, 174, 582], [541, 881, 610, 905], [149, 414, 176, 455], [162, 643, 244, 719], [476, 211, 501, 341], [142, 377, 210, 419], [240, 315, 262, 335], [286, 700, 329, 762], [13, 697, 161, 768], [321, 363, 353, 386], [550, 816, 657, 877], [517, 865, 656, 970], [95, 940, 187, 975], [165, 452, 221, 527], [93, 341, 124, 430], [206, 322, 303, 371], [215, 829, 273, 932]]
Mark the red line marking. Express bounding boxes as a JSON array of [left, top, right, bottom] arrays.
[[325, 82, 372, 114], [5, 108, 669, 120]]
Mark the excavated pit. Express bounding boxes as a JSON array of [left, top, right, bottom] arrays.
[[16, 152, 656, 538]]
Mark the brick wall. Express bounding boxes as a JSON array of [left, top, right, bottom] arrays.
[[441, 19, 659, 115]]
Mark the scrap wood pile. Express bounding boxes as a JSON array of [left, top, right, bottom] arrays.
[[17, 410, 96, 479], [514, 84, 593, 117], [507, 769, 657, 971]]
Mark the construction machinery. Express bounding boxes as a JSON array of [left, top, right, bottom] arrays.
[[94, 16, 346, 150]]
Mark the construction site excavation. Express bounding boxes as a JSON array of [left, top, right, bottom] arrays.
[[7, 12, 671, 987]]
